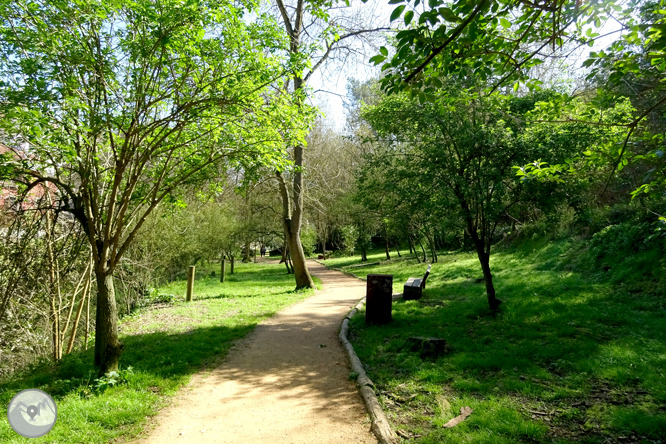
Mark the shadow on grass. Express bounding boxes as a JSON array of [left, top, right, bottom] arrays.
[[347, 249, 666, 443], [0, 264, 355, 444]]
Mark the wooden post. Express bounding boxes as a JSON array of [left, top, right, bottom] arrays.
[[186, 265, 195, 302], [220, 258, 225, 283], [366, 274, 393, 325]]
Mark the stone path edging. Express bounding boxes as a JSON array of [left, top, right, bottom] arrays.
[[315, 260, 399, 444]]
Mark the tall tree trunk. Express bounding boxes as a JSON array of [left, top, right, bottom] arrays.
[[66, 263, 92, 355], [395, 243, 401, 257], [284, 224, 311, 286], [384, 234, 391, 260], [230, 255, 235, 274], [45, 205, 61, 361], [276, 163, 314, 289], [473, 241, 500, 311], [426, 232, 438, 263], [84, 284, 90, 351], [361, 246, 368, 262], [418, 238, 427, 263], [458, 194, 501, 311], [94, 269, 123, 375], [274, 2, 316, 290], [280, 239, 288, 263], [409, 235, 420, 262]]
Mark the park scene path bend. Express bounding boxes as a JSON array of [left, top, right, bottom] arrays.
[[136, 260, 377, 444]]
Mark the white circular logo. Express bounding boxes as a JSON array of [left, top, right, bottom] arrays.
[[7, 389, 57, 438]]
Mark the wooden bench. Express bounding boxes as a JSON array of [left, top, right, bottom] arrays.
[[403, 264, 431, 300]]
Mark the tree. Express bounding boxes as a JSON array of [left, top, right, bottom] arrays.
[[0, 0, 301, 373], [362, 87, 530, 310], [370, 0, 666, 204], [273, 0, 387, 289]]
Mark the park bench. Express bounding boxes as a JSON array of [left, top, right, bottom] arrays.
[[403, 264, 431, 300]]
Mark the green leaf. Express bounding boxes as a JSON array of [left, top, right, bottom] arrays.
[[369, 54, 386, 65], [380, 46, 388, 56], [500, 18, 511, 28], [404, 10, 414, 26], [390, 5, 406, 22], [439, 7, 458, 22]]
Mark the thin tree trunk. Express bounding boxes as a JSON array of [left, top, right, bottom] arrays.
[[220, 255, 225, 283], [409, 235, 420, 262], [230, 255, 235, 274], [426, 232, 438, 263], [395, 244, 401, 257], [280, 239, 288, 263], [66, 262, 92, 355], [473, 241, 500, 311], [276, 169, 314, 289], [384, 234, 391, 260], [458, 193, 501, 311], [44, 205, 61, 361], [84, 282, 90, 351], [418, 238, 427, 263], [94, 269, 123, 375]]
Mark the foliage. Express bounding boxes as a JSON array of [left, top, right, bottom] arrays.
[[300, 223, 318, 256], [338, 225, 358, 256], [94, 367, 135, 392], [372, 0, 620, 94], [590, 222, 658, 258]]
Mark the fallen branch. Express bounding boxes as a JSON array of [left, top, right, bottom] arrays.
[[443, 406, 473, 428]]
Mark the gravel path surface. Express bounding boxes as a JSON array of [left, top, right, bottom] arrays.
[[135, 260, 377, 444]]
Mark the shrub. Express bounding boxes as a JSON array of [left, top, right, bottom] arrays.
[[590, 222, 656, 258]]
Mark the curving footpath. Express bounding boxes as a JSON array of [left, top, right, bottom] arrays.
[[135, 260, 377, 444]]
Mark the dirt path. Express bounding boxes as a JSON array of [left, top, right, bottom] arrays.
[[135, 260, 376, 444]]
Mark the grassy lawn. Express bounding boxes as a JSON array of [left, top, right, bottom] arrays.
[[0, 261, 316, 444], [327, 243, 666, 443]]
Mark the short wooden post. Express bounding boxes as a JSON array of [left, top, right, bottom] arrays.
[[366, 274, 393, 324], [186, 265, 195, 302], [220, 258, 225, 283]]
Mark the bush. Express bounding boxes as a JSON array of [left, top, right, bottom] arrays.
[[590, 222, 657, 258], [140, 288, 177, 306], [301, 224, 318, 256], [339, 225, 358, 256]]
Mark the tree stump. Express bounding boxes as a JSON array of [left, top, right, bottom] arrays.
[[405, 336, 451, 359]]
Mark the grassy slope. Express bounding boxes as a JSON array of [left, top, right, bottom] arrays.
[[326, 242, 666, 443], [0, 261, 316, 444]]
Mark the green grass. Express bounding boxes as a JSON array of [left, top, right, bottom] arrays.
[[327, 243, 666, 443], [0, 261, 317, 444]]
